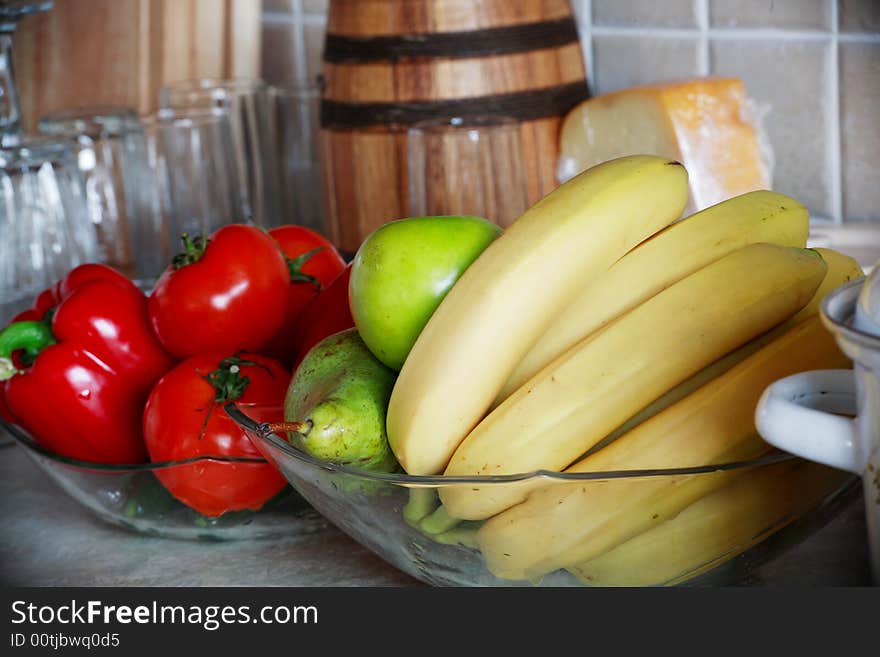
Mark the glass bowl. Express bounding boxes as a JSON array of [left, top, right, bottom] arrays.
[[227, 403, 860, 586], [1, 416, 328, 541], [1, 279, 330, 541]]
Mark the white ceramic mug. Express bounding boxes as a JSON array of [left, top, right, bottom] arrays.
[[756, 278, 880, 582]]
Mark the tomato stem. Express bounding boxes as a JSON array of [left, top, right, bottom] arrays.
[[286, 246, 324, 289], [197, 355, 263, 440], [204, 355, 259, 405], [172, 233, 210, 269]]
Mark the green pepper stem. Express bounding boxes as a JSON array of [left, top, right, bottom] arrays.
[[0, 320, 56, 379]]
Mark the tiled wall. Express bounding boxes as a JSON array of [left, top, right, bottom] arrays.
[[261, 0, 880, 224]]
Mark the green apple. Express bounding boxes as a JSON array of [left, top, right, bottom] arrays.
[[350, 215, 502, 370]]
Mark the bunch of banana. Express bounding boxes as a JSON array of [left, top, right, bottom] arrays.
[[440, 243, 827, 520], [474, 314, 851, 581], [382, 154, 863, 585], [567, 459, 849, 587]]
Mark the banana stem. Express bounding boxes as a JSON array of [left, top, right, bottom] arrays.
[[431, 525, 479, 549], [403, 488, 438, 527], [419, 505, 461, 535]]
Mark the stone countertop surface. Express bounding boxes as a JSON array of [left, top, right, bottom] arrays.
[[0, 443, 872, 587]]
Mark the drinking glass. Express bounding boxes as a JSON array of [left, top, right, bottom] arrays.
[[0, 137, 96, 322], [139, 107, 245, 277], [159, 78, 281, 228], [406, 116, 529, 227], [38, 107, 158, 279], [0, 0, 53, 144], [270, 84, 325, 233]]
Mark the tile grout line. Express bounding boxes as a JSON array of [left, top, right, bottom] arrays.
[[581, 0, 596, 94], [829, 0, 843, 224], [696, 0, 710, 75], [587, 25, 880, 42], [838, 32, 880, 43]]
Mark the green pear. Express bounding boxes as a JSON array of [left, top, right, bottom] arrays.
[[283, 328, 399, 473], [350, 215, 502, 370]]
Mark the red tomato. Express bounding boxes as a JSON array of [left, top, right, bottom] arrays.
[[148, 225, 290, 359], [292, 265, 355, 367], [143, 352, 289, 516], [263, 225, 346, 365]]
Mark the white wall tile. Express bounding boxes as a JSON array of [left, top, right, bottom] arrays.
[[711, 38, 834, 218], [709, 0, 832, 30], [839, 0, 880, 33], [592, 34, 700, 94], [592, 0, 698, 28], [840, 42, 880, 221]]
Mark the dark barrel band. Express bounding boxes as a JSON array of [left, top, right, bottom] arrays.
[[323, 17, 580, 63], [320, 81, 590, 128]]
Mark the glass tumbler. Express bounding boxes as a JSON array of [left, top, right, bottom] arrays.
[[139, 107, 244, 278], [270, 84, 325, 234], [0, 0, 54, 144], [38, 107, 158, 279], [406, 116, 529, 227], [159, 78, 281, 228], [0, 137, 96, 322]]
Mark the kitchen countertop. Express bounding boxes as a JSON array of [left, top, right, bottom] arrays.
[[0, 442, 873, 587]]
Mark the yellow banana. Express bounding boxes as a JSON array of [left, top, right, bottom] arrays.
[[789, 247, 863, 324], [568, 460, 849, 587], [475, 315, 850, 582], [496, 190, 810, 403], [441, 243, 826, 521], [595, 246, 863, 448], [387, 155, 689, 475]]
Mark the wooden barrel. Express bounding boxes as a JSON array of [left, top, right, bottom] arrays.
[[319, 0, 589, 253]]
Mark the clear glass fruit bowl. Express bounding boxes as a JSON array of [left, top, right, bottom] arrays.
[[227, 403, 860, 586], [1, 414, 327, 541]]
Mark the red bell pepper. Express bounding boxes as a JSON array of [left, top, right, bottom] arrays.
[[0, 264, 175, 464]]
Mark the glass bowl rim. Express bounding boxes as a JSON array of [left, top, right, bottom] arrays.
[[162, 77, 267, 90], [821, 277, 880, 350], [2, 417, 271, 473], [225, 402, 799, 486], [159, 78, 268, 104], [38, 106, 142, 138], [143, 106, 231, 128], [0, 136, 73, 168]]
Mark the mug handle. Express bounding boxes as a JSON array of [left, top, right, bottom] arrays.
[[755, 369, 861, 475]]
